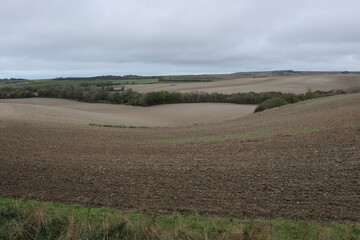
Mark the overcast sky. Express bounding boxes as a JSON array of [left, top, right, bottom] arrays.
[[1, 0, 359, 79]]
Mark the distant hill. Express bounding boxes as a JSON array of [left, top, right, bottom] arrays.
[[230, 70, 360, 77], [0, 78, 33, 85], [2, 71, 360, 83]]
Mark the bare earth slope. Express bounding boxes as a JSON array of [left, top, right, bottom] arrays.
[[0, 94, 359, 221], [0, 98, 256, 127], [126, 74, 360, 94]]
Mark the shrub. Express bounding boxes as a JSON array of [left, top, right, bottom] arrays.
[[254, 97, 289, 112], [142, 91, 171, 106]]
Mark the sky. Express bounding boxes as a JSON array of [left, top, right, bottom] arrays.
[[1, 0, 359, 79]]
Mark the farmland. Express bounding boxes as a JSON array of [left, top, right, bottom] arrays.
[[0, 98, 256, 127], [0, 75, 222, 88], [126, 73, 360, 94], [0, 74, 360, 239], [1, 93, 359, 217]]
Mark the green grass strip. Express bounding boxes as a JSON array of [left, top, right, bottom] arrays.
[[0, 198, 359, 240]]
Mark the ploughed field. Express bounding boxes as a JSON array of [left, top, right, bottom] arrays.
[[125, 74, 360, 94], [0, 98, 256, 127], [0, 94, 359, 221]]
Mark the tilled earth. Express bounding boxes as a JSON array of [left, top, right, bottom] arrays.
[[1, 94, 359, 221], [126, 74, 360, 94]]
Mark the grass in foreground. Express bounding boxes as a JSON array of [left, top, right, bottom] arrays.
[[0, 198, 359, 240]]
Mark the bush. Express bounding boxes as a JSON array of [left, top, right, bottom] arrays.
[[254, 97, 289, 112]]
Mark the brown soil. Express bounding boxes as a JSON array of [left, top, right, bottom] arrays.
[[126, 74, 360, 94], [0, 94, 359, 221], [0, 98, 256, 127]]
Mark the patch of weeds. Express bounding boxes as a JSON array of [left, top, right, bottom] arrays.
[[45, 129, 68, 133], [89, 122, 148, 129]]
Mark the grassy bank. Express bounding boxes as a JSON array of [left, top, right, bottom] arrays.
[[0, 198, 359, 240]]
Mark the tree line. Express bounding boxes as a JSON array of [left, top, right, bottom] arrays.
[[0, 84, 348, 112]]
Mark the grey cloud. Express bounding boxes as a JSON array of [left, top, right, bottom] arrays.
[[0, 0, 359, 78]]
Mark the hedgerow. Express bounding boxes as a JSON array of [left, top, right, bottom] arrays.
[[0, 84, 348, 112]]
